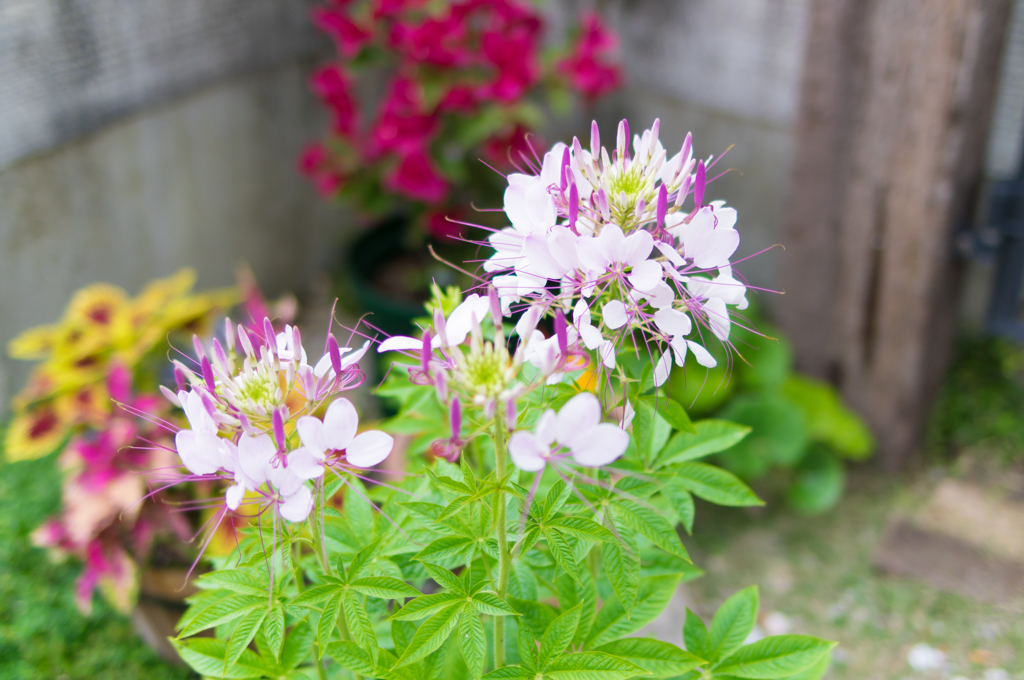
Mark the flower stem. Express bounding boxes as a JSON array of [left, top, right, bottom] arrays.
[[492, 418, 510, 669]]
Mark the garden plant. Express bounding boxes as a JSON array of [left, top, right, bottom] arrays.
[[157, 119, 836, 679]]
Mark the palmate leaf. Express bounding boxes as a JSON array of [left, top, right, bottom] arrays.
[[415, 536, 476, 564], [518, 622, 539, 670], [672, 462, 764, 507], [391, 593, 464, 621], [586, 574, 680, 648], [179, 594, 266, 637], [342, 590, 379, 661], [280, 622, 314, 671], [712, 635, 836, 679], [394, 601, 463, 668], [640, 394, 697, 435], [601, 518, 639, 616], [350, 576, 422, 599], [195, 568, 268, 596], [459, 603, 487, 678], [543, 651, 648, 680], [708, 586, 759, 663], [612, 500, 689, 561], [555, 569, 598, 646], [262, 601, 285, 661], [325, 640, 375, 676], [291, 583, 343, 607], [509, 596, 560, 639], [317, 591, 344, 656], [172, 637, 275, 679], [545, 528, 582, 584], [421, 561, 467, 594], [472, 591, 519, 616], [224, 607, 267, 671], [594, 638, 705, 678], [683, 608, 713, 662], [547, 516, 616, 543], [538, 604, 582, 669]]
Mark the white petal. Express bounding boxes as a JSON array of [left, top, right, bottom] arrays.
[[175, 429, 219, 476], [237, 434, 276, 486], [704, 297, 731, 341], [279, 485, 314, 523], [687, 340, 718, 368], [340, 341, 371, 368], [508, 431, 548, 472], [313, 352, 334, 379], [654, 241, 686, 268], [556, 393, 602, 447], [648, 281, 677, 309], [515, 304, 542, 339], [670, 336, 689, 367], [619, 230, 654, 266], [524, 233, 565, 280], [628, 260, 664, 293], [323, 398, 359, 450], [346, 431, 394, 468], [287, 447, 326, 480], [571, 424, 629, 467], [225, 484, 245, 510], [446, 294, 491, 346], [548, 226, 582, 271], [599, 340, 616, 368], [653, 352, 673, 387], [654, 308, 693, 337], [603, 300, 628, 329], [597, 225, 626, 263], [296, 415, 327, 455], [576, 235, 609, 273], [536, 410, 558, 447], [378, 336, 422, 353], [579, 324, 605, 350]]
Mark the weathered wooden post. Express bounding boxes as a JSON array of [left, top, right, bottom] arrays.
[[777, 0, 1013, 468]]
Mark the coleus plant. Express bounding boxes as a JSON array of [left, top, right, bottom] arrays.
[[157, 119, 833, 679]]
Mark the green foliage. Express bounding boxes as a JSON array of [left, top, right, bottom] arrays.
[[0, 449, 189, 679]]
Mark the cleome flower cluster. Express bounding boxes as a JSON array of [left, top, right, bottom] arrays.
[[484, 118, 751, 389], [163, 317, 392, 528]]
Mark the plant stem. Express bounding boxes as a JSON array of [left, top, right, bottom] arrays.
[[492, 418, 510, 669]]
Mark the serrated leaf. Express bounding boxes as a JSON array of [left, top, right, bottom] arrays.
[[482, 666, 534, 679], [556, 568, 598, 647], [415, 536, 475, 564], [709, 586, 759, 663], [390, 593, 463, 621], [656, 420, 751, 467], [673, 462, 764, 507], [263, 601, 285, 661], [510, 561, 538, 600], [350, 576, 422, 599], [613, 501, 689, 561], [594, 638, 705, 678], [472, 591, 518, 616], [545, 529, 582, 584], [224, 607, 267, 670], [179, 594, 265, 637], [712, 635, 836, 678], [324, 640, 376, 676], [395, 602, 463, 668], [280, 622, 314, 670], [683, 608, 712, 661], [317, 591, 343, 655], [195, 568, 268, 596], [602, 520, 639, 616], [539, 604, 582, 669], [544, 651, 648, 680], [459, 604, 486, 678], [343, 590, 379, 661], [509, 596, 559, 639], [642, 395, 697, 434], [662, 479, 696, 535], [548, 516, 616, 543], [542, 479, 574, 520], [518, 621, 539, 669], [171, 637, 273, 679], [421, 561, 468, 594], [784, 648, 832, 680], [291, 583, 342, 607], [586, 574, 680, 648]]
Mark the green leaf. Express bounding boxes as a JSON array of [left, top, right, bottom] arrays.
[[459, 604, 486, 678], [784, 648, 833, 680], [662, 479, 695, 534], [544, 651, 648, 680], [510, 561, 538, 600], [350, 576, 422, 599], [171, 638, 273, 679], [518, 621, 539, 669], [785, 447, 845, 514], [555, 569, 598, 647], [342, 590, 379, 661], [719, 395, 808, 472], [656, 420, 752, 467], [673, 463, 764, 507], [548, 516, 616, 543], [602, 521, 639, 616], [712, 636, 837, 679], [709, 586, 759, 662], [317, 591, 343, 655], [683, 609, 712, 661], [542, 479, 574, 520], [471, 591, 518, 616], [224, 607, 267, 670], [415, 536, 476, 564], [422, 561, 468, 594], [391, 592, 464, 621], [545, 529, 582, 584], [586, 574, 680, 648], [324, 640, 376, 676], [509, 597, 559, 639], [344, 477, 375, 546], [280, 622, 314, 670], [195, 568, 268, 596], [538, 604, 582, 669], [782, 375, 873, 460], [482, 666, 535, 680], [179, 594, 265, 637], [642, 395, 697, 434], [594, 638, 705, 677], [613, 501, 689, 560], [291, 583, 342, 607], [263, 601, 285, 661], [395, 603, 463, 668]]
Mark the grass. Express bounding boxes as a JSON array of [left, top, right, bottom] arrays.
[[0, 451, 193, 680]]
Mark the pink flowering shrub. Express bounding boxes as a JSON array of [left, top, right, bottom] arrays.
[[300, 0, 622, 234]]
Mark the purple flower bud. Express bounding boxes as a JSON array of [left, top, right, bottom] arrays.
[[657, 184, 668, 228], [681, 132, 693, 163], [200, 356, 216, 392], [616, 119, 628, 159], [560, 146, 570, 192], [597, 187, 611, 222], [695, 159, 706, 209], [555, 309, 568, 357], [174, 365, 187, 391], [192, 335, 206, 361], [237, 324, 254, 356], [421, 331, 432, 376], [649, 118, 661, 157], [433, 306, 448, 347], [450, 397, 462, 438], [590, 120, 600, 158], [569, 183, 579, 234], [506, 399, 517, 430], [328, 334, 342, 373], [263, 318, 276, 349], [292, 325, 302, 356], [273, 409, 286, 452], [573, 136, 585, 167], [212, 338, 228, 370], [677, 174, 692, 207], [435, 370, 448, 402]]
